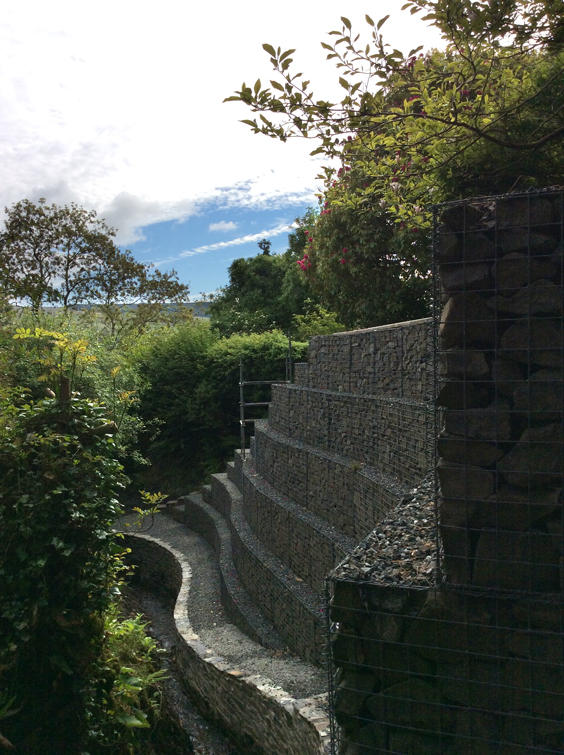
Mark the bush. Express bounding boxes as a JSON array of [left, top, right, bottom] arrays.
[[0, 389, 127, 752], [134, 323, 308, 491]]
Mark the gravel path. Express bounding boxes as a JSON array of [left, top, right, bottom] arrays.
[[332, 475, 440, 586], [117, 512, 327, 701]]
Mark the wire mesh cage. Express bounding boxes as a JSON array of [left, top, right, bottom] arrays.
[[326, 189, 564, 754]]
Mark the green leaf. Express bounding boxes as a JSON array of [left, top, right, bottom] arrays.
[[339, 77, 350, 90], [279, 49, 296, 62], [117, 712, 150, 728], [270, 80, 284, 92], [253, 79, 261, 95], [341, 16, 351, 31], [377, 15, 390, 30], [262, 43, 276, 56], [365, 13, 375, 25]]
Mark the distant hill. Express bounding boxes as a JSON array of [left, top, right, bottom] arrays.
[[16, 301, 212, 319]]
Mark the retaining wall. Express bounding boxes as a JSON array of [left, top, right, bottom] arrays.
[[297, 318, 432, 399], [331, 579, 564, 754], [205, 474, 326, 664], [123, 533, 329, 755], [193, 316, 433, 669], [253, 422, 409, 540], [241, 465, 355, 592], [268, 385, 429, 483]]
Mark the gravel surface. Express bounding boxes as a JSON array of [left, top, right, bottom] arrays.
[[117, 513, 327, 701], [332, 475, 439, 586]]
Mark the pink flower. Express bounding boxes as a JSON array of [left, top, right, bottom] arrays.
[[342, 247, 348, 253], [340, 258, 346, 264]]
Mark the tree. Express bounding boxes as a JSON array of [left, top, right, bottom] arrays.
[[297, 195, 431, 328], [0, 199, 115, 311], [0, 382, 126, 750], [226, 0, 564, 228], [87, 246, 192, 340], [257, 238, 272, 255], [225, 2, 563, 326], [208, 212, 323, 336], [0, 199, 190, 329]]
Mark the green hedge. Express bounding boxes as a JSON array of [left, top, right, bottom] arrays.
[[134, 323, 308, 491]]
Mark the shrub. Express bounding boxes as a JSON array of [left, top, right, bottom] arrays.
[[134, 323, 308, 490], [0, 388, 127, 752]]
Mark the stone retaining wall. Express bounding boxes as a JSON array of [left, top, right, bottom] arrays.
[[304, 319, 432, 399], [268, 385, 429, 484], [241, 465, 355, 592], [436, 192, 564, 589], [203, 475, 326, 664], [329, 190, 564, 755], [175, 493, 284, 649], [123, 533, 329, 755], [330, 579, 564, 754], [253, 422, 408, 540]]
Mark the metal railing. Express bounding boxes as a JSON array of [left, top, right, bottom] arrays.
[[238, 337, 293, 460]]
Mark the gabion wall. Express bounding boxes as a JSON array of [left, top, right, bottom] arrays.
[[328, 189, 564, 754]]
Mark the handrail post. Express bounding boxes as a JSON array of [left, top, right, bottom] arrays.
[[239, 355, 245, 460]]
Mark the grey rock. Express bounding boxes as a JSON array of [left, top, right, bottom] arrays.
[[492, 252, 560, 293], [440, 292, 496, 348], [437, 458, 495, 500], [500, 319, 563, 368], [498, 423, 564, 488], [489, 280, 563, 316], [439, 349, 490, 379], [440, 261, 493, 294]]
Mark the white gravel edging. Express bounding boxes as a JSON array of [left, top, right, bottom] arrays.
[[124, 532, 330, 755]]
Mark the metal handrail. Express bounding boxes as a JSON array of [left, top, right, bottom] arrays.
[[239, 335, 293, 460]]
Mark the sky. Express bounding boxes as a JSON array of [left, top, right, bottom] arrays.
[[0, 1, 443, 298]]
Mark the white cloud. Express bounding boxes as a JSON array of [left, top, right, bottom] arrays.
[[154, 222, 295, 265], [0, 1, 443, 235], [100, 193, 197, 245], [209, 220, 238, 233]]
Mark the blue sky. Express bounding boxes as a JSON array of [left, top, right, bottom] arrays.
[[129, 199, 315, 298]]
